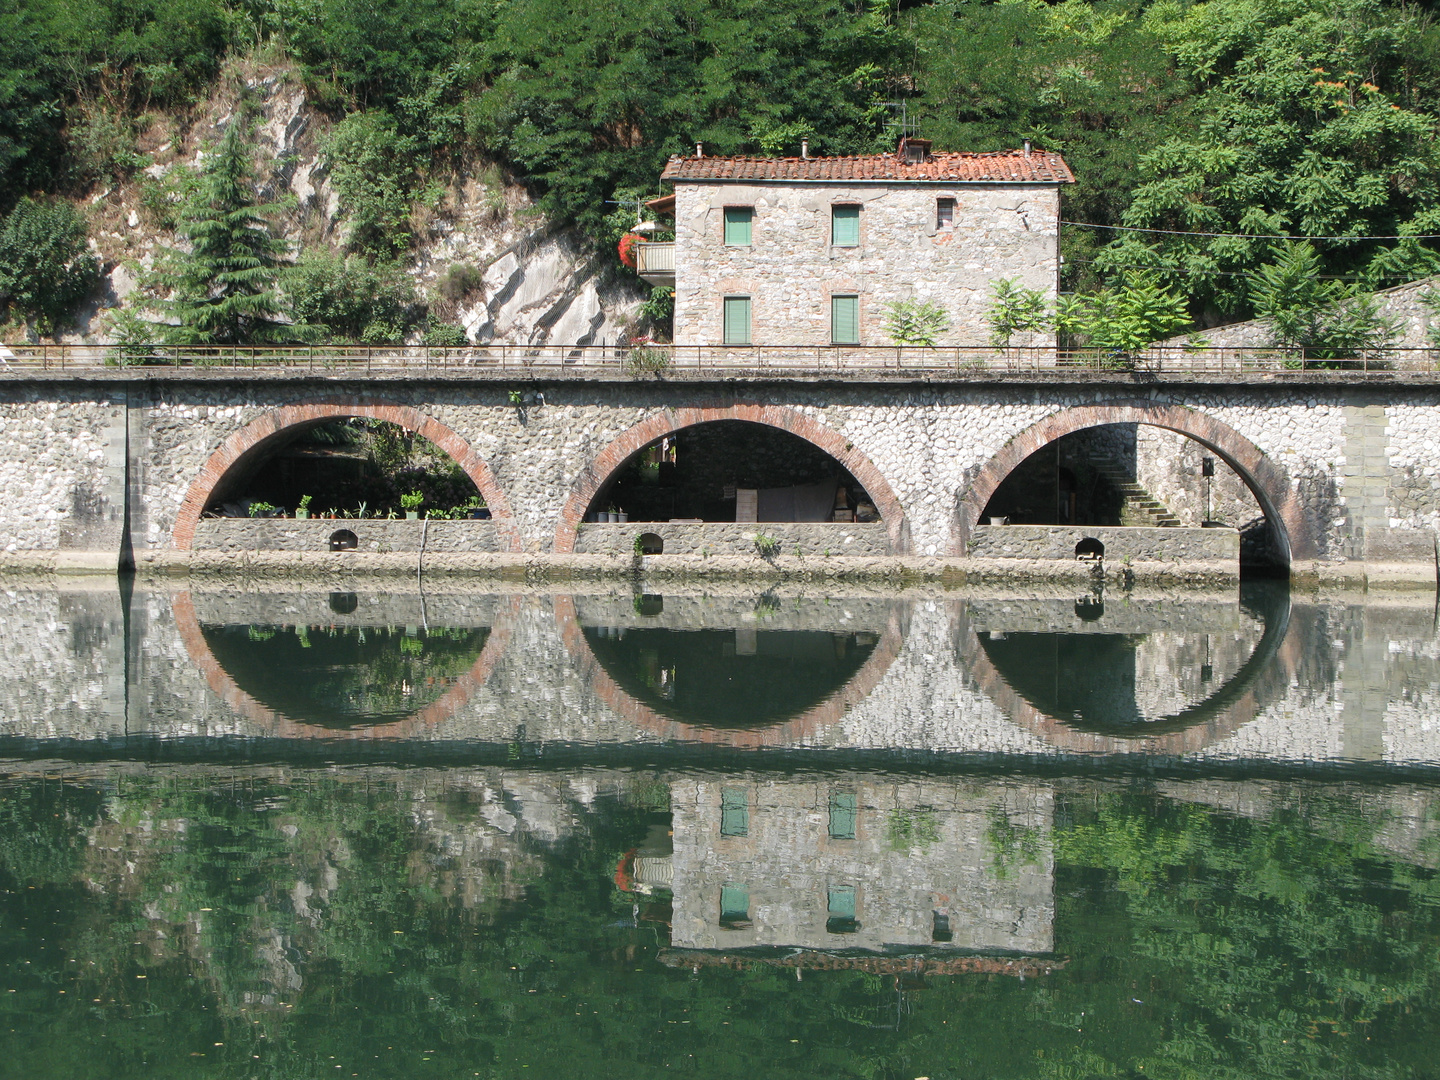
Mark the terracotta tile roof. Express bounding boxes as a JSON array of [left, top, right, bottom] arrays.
[[660, 149, 1074, 185]]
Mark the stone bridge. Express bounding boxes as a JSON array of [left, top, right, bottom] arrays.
[[3, 367, 1439, 583]]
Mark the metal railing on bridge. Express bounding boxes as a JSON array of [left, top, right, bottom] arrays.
[[1, 342, 1436, 378]]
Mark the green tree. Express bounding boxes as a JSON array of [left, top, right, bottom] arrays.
[[1093, 0, 1440, 317], [1055, 274, 1189, 356], [0, 197, 99, 336], [985, 278, 1050, 349], [160, 119, 304, 345], [882, 297, 950, 347], [1249, 241, 1401, 356]]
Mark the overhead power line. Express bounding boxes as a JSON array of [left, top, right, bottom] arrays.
[[1061, 220, 1440, 242]]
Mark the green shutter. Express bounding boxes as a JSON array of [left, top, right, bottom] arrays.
[[831, 205, 860, 246], [724, 206, 752, 246], [831, 296, 859, 345], [720, 787, 749, 836], [723, 297, 751, 345], [720, 883, 750, 922], [828, 792, 857, 839], [826, 885, 858, 933]]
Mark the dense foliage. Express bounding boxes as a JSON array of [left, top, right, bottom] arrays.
[[3, 0, 1440, 330]]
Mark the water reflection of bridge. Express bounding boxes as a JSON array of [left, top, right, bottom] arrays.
[[1, 582, 1438, 766], [955, 586, 1297, 754]]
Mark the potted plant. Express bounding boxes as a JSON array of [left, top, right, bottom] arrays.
[[295, 494, 312, 520], [401, 490, 425, 520]]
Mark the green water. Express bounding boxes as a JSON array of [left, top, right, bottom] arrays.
[[0, 769, 1435, 1080], [0, 582, 1438, 1078]]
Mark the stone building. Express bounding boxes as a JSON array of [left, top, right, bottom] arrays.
[[646, 139, 1074, 348]]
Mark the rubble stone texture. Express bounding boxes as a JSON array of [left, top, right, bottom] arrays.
[[670, 182, 1061, 348]]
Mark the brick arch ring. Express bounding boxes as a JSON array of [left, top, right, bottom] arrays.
[[552, 404, 909, 554], [952, 400, 1313, 564], [171, 400, 521, 552]]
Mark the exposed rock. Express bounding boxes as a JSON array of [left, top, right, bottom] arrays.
[[46, 59, 642, 348]]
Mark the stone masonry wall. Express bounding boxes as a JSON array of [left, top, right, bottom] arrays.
[[193, 518, 502, 553], [1160, 276, 1439, 352], [671, 182, 1061, 348], [966, 524, 1238, 566], [572, 521, 889, 557], [3, 376, 1440, 577]]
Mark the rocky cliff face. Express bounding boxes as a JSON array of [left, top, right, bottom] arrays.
[[59, 60, 643, 347]]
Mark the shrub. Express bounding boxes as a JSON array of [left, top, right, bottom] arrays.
[[102, 307, 160, 364], [1250, 242, 1401, 359], [625, 339, 671, 376], [324, 113, 421, 259], [423, 319, 469, 347], [0, 198, 100, 337], [985, 279, 1049, 349], [752, 532, 780, 557], [436, 263, 484, 304], [882, 297, 951, 347], [286, 252, 420, 344]]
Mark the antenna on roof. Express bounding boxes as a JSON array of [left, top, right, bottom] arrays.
[[880, 101, 919, 141]]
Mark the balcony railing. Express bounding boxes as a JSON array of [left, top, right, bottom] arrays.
[[634, 241, 674, 284], [0, 343, 1435, 379]]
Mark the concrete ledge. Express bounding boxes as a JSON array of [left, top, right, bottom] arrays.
[[0, 546, 1431, 590]]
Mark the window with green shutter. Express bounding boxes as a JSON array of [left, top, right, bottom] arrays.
[[831, 295, 859, 345], [722, 297, 751, 345], [720, 787, 749, 836], [831, 204, 860, 247], [826, 885, 858, 934], [828, 791, 857, 839], [723, 206, 752, 246], [720, 882, 750, 927]]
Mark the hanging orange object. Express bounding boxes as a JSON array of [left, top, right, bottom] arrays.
[[617, 232, 639, 268]]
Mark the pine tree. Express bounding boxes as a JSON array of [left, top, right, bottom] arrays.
[[163, 120, 301, 345]]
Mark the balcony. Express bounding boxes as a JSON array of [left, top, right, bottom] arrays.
[[634, 241, 674, 286]]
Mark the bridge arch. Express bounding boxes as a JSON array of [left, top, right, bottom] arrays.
[[171, 400, 520, 551], [553, 404, 908, 553], [953, 401, 1313, 564]]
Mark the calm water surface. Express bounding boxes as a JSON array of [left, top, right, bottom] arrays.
[[0, 580, 1437, 1078]]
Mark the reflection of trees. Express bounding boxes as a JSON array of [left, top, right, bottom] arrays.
[[202, 624, 489, 727], [0, 771, 1437, 1079]]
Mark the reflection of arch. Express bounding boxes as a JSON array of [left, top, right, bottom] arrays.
[[954, 403, 1310, 563], [171, 401, 520, 551], [172, 592, 518, 739], [553, 405, 908, 553], [954, 590, 1299, 754], [554, 596, 908, 747]]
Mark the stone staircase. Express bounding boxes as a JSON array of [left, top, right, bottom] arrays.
[[1087, 451, 1182, 527]]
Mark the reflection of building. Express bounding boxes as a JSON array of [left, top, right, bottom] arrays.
[[664, 778, 1053, 955]]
